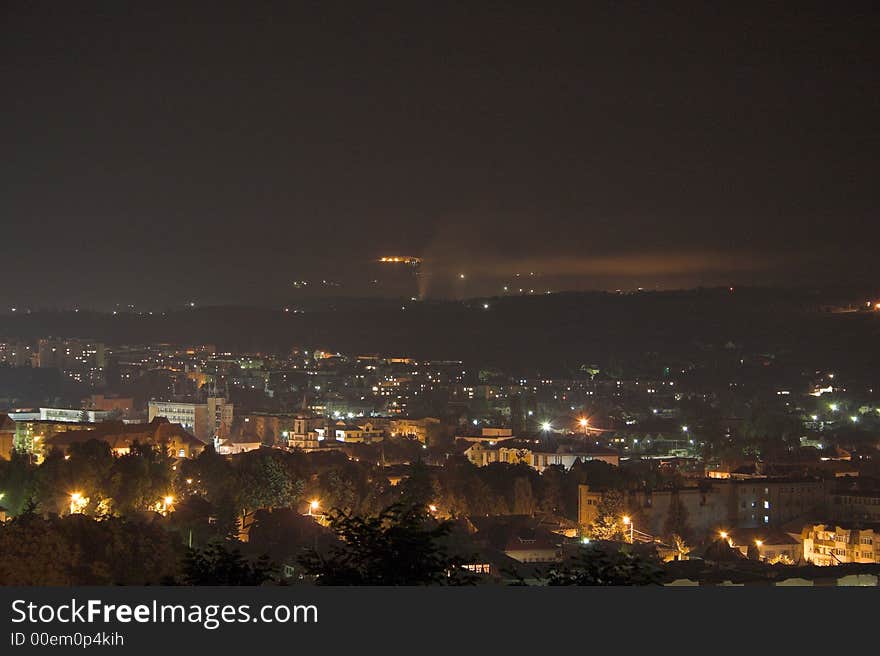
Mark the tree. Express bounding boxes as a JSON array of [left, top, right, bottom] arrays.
[[588, 490, 626, 540], [663, 491, 691, 542], [298, 504, 477, 585], [178, 444, 234, 503], [235, 450, 301, 532], [0, 513, 181, 585], [181, 542, 276, 585], [109, 442, 175, 514], [512, 476, 537, 515], [316, 469, 358, 513], [546, 545, 663, 586], [671, 534, 691, 561], [0, 450, 36, 516], [538, 465, 567, 516], [768, 553, 794, 565], [397, 460, 436, 508], [0, 513, 78, 585]]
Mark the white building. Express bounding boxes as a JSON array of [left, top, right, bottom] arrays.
[[148, 397, 233, 443], [39, 408, 113, 423]]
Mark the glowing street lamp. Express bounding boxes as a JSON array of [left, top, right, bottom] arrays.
[[308, 499, 320, 516], [578, 417, 589, 435], [622, 515, 634, 543], [540, 421, 552, 432], [69, 492, 87, 515], [428, 504, 438, 513]]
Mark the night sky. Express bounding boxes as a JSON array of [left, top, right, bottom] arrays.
[[2, 2, 878, 309]]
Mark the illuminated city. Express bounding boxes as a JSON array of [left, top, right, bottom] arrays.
[[2, 0, 879, 608]]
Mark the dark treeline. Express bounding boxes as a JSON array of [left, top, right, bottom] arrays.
[[1, 288, 878, 374]]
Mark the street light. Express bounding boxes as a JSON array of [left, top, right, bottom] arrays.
[[308, 499, 320, 516], [69, 492, 87, 515], [540, 421, 552, 432], [622, 515, 634, 543], [578, 418, 589, 435], [428, 504, 438, 513]]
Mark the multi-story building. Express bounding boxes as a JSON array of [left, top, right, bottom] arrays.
[[466, 441, 619, 471], [578, 477, 827, 540], [13, 420, 98, 462], [148, 397, 233, 443], [44, 417, 206, 459], [827, 490, 880, 523], [36, 338, 107, 384], [287, 414, 324, 449], [0, 340, 34, 367], [239, 413, 296, 446], [39, 408, 114, 423], [802, 524, 880, 566], [390, 417, 441, 444], [318, 420, 384, 444]]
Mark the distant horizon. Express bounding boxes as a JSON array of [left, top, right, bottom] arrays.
[[1, 282, 878, 317]]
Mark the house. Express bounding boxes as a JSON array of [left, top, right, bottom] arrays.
[[725, 527, 802, 563], [502, 528, 564, 563], [319, 420, 384, 444], [216, 434, 263, 455], [467, 516, 564, 564], [43, 417, 206, 458], [390, 416, 441, 444]]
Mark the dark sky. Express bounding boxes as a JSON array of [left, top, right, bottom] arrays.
[[2, 1, 878, 309]]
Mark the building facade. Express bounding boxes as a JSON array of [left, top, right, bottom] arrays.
[[802, 524, 879, 566], [148, 397, 233, 443]]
